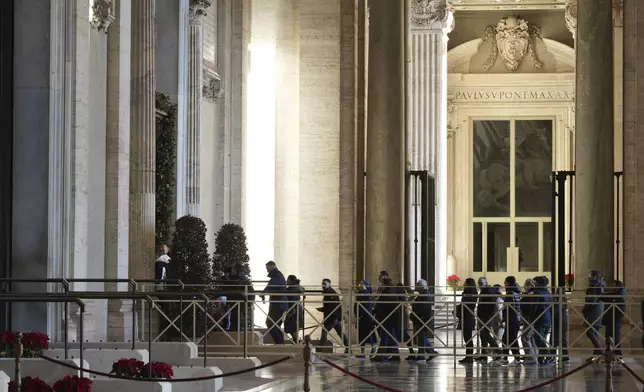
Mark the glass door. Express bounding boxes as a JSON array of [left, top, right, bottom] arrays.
[[472, 119, 554, 285]]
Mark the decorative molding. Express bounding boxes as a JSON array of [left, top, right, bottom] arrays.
[[565, 0, 577, 38], [90, 0, 115, 33], [451, 0, 566, 11], [481, 16, 543, 72], [203, 70, 223, 102], [613, 0, 623, 27], [410, 0, 454, 32], [189, 0, 213, 24]]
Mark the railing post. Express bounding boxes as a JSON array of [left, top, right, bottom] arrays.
[[605, 336, 615, 392], [14, 332, 22, 390], [303, 335, 312, 392], [243, 287, 248, 359]]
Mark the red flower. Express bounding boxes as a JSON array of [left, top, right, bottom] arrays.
[[8, 376, 53, 392], [52, 376, 92, 392], [22, 332, 49, 350], [142, 362, 174, 380], [111, 358, 145, 378], [1, 331, 16, 344]]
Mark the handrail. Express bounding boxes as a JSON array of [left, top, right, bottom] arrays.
[[0, 296, 85, 364]]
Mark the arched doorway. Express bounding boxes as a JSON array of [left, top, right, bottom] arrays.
[[446, 27, 575, 285]]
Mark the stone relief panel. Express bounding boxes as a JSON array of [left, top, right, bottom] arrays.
[[467, 16, 560, 73]]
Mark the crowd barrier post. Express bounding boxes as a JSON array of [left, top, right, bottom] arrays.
[[604, 336, 615, 392], [14, 332, 22, 390], [303, 335, 312, 392]]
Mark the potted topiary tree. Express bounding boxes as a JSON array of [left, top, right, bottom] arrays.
[[212, 223, 253, 331], [161, 215, 213, 341]]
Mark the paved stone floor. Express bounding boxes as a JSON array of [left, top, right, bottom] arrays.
[[257, 357, 644, 391]]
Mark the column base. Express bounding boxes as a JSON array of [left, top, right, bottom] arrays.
[[107, 299, 134, 342]]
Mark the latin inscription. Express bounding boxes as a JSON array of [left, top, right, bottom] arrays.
[[453, 91, 573, 101]]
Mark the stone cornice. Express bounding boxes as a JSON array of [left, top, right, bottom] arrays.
[[90, 0, 115, 33], [189, 0, 213, 25], [411, 0, 454, 32], [203, 69, 223, 102]]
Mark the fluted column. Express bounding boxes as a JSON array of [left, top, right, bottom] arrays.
[[574, 0, 614, 279], [409, 0, 453, 288], [129, 0, 156, 280], [186, 1, 211, 216], [365, 0, 406, 284]]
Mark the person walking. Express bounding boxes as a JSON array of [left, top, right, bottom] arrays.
[[354, 280, 377, 357], [476, 277, 501, 362], [284, 275, 305, 343], [583, 270, 605, 355], [520, 278, 538, 365], [458, 278, 477, 364], [500, 276, 522, 365], [603, 279, 626, 355], [551, 287, 569, 361], [317, 279, 349, 351], [261, 261, 288, 345], [408, 279, 438, 363], [531, 276, 553, 364], [373, 277, 402, 361]]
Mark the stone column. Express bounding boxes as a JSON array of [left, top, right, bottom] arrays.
[[129, 0, 157, 280], [186, 1, 211, 216], [365, 0, 405, 283], [409, 0, 453, 288], [574, 0, 614, 279], [106, 0, 133, 341]]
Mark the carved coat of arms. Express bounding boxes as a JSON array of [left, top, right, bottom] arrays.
[[482, 16, 543, 72]]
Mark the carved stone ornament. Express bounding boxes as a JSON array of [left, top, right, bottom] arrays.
[[410, 0, 454, 31], [203, 71, 223, 102], [482, 16, 543, 72], [189, 0, 213, 24], [565, 0, 577, 38], [613, 0, 623, 27], [90, 0, 115, 33]]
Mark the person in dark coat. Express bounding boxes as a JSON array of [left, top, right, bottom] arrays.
[[317, 279, 349, 350], [551, 287, 569, 361], [354, 280, 376, 356], [396, 283, 416, 358], [373, 277, 402, 361], [531, 276, 553, 364], [408, 279, 438, 362], [260, 261, 288, 344], [583, 269, 605, 354], [476, 277, 500, 362], [284, 275, 305, 343], [458, 278, 477, 363], [500, 276, 522, 364], [603, 279, 626, 355]]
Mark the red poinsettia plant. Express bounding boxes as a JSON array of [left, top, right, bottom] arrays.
[[141, 362, 174, 380], [8, 376, 53, 392], [447, 274, 461, 290], [111, 358, 173, 380], [111, 358, 145, 378], [565, 273, 575, 288], [0, 331, 49, 358], [52, 376, 92, 392]]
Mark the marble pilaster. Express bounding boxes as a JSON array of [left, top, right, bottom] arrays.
[[129, 0, 157, 281], [409, 0, 453, 288], [186, 1, 211, 217], [574, 0, 614, 279], [105, 0, 133, 341], [365, 0, 406, 284]]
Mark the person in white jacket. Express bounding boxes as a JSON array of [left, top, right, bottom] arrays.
[[155, 244, 171, 290]]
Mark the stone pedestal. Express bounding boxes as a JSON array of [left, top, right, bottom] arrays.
[[574, 0, 614, 279], [409, 0, 453, 287], [129, 0, 157, 281], [365, 0, 405, 283]]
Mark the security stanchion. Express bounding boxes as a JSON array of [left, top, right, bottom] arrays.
[[303, 335, 312, 392], [604, 337, 615, 392], [14, 332, 22, 391]]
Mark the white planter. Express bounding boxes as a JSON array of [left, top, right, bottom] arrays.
[[0, 371, 9, 392], [91, 379, 171, 392], [172, 366, 222, 392], [0, 358, 87, 384]]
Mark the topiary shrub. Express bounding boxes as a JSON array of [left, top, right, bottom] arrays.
[[155, 92, 177, 249], [212, 223, 251, 280], [161, 216, 213, 341]]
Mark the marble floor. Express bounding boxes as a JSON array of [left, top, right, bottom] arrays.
[[256, 357, 644, 392]]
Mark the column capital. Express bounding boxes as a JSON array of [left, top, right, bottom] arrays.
[[189, 0, 213, 25], [613, 0, 623, 27], [410, 0, 454, 33], [565, 0, 577, 38], [203, 69, 223, 101], [90, 0, 115, 33]]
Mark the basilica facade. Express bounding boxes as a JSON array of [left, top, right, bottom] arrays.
[[0, 0, 642, 341]]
